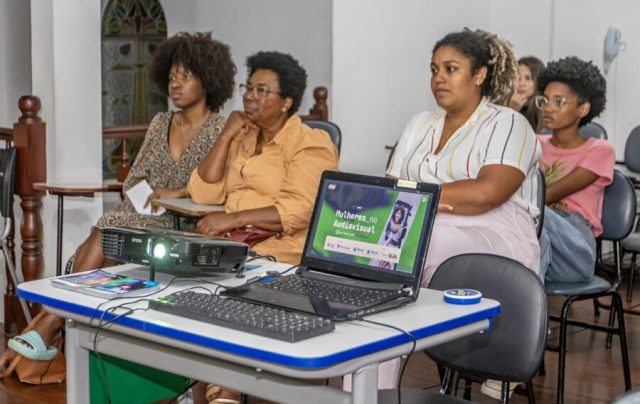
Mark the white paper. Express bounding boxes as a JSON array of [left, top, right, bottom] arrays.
[[126, 180, 166, 216]]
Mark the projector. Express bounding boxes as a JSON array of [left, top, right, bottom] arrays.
[[100, 227, 249, 277]]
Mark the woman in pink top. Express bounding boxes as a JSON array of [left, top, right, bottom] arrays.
[[537, 56, 614, 282]]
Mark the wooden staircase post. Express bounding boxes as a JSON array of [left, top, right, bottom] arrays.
[[4, 96, 46, 333]]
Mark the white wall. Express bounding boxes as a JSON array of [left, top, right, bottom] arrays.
[[551, 0, 640, 156], [332, 0, 491, 175], [489, 0, 639, 157], [0, 0, 31, 127], [161, 0, 332, 118], [489, 0, 553, 61], [31, 0, 104, 281]]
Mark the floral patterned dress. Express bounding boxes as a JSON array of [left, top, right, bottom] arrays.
[[97, 111, 224, 229]]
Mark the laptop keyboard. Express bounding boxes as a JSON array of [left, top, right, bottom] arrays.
[[256, 275, 398, 307], [149, 291, 335, 342]]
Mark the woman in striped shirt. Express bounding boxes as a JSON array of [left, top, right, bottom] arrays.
[[388, 29, 542, 285], [345, 29, 543, 395]]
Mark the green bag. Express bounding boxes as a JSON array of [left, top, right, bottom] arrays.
[[89, 353, 191, 404]]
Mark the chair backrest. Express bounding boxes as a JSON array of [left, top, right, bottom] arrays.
[[303, 119, 341, 153], [426, 253, 547, 383], [579, 122, 608, 140], [624, 126, 640, 173], [536, 167, 546, 238], [0, 147, 16, 218], [601, 169, 636, 241]]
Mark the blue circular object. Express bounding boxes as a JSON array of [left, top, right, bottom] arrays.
[[443, 289, 482, 305]]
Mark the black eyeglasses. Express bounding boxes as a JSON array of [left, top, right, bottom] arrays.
[[239, 83, 281, 98]]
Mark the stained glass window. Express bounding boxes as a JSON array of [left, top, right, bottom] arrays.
[[101, 0, 167, 178]]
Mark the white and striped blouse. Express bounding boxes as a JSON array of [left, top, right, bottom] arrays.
[[387, 98, 541, 218]]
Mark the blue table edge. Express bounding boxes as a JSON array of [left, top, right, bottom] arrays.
[[18, 288, 500, 369]]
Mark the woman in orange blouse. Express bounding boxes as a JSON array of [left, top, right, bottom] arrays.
[[188, 51, 339, 264], [189, 50, 338, 404]]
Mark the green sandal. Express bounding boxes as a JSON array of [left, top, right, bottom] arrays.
[[8, 330, 57, 361]]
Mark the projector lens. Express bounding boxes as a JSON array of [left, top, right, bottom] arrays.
[[153, 243, 167, 259]]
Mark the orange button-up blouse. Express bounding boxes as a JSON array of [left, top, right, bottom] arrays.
[[187, 115, 339, 264]]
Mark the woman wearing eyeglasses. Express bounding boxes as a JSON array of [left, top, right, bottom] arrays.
[[188, 50, 338, 404], [537, 57, 613, 283], [189, 51, 338, 264]]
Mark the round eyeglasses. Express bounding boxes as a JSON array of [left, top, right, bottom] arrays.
[[535, 95, 574, 110]]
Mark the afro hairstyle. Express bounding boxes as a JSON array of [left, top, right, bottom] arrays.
[[149, 32, 236, 112], [537, 56, 606, 127]]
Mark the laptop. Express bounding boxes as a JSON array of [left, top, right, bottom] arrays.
[[222, 171, 440, 320]]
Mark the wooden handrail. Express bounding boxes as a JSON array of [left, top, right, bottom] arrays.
[[103, 85, 330, 182], [0, 127, 13, 143], [103, 124, 148, 181], [102, 124, 148, 139]]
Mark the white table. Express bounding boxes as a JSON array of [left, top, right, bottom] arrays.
[[17, 262, 500, 404]]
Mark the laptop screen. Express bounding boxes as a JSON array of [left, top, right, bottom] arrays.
[[301, 171, 440, 288]]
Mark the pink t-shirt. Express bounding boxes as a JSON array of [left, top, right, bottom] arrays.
[[538, 135, 615, 236]]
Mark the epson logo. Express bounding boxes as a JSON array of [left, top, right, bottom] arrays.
[[131, 238, 142, 243]]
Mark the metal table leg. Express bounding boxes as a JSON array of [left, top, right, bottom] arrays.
[[55, 194, 64, 276], [352, 362, 379, 404]]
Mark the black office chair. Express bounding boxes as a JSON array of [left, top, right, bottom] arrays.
[[0, 148, 31, 323], [541, 122, 607, 139], [303, 119, 341, 153], [622, 236, 640, 302], [379, 253, 547, 404], [545, 170, 633, 403], [579, 122, 608, 140], [619, 126, 640, 301], [623, 126, 640, 174]]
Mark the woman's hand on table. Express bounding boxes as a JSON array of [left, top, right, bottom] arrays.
[[145, 187, 188, 212], [196, 211, 239, 236]]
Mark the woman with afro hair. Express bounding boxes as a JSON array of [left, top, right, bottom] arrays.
[[73, 32, 236, 272], [2, 32, 237, 385], [537, 56, 614, 283]]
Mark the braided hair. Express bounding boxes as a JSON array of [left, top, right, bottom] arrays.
[[433, 28, 518, 105]]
